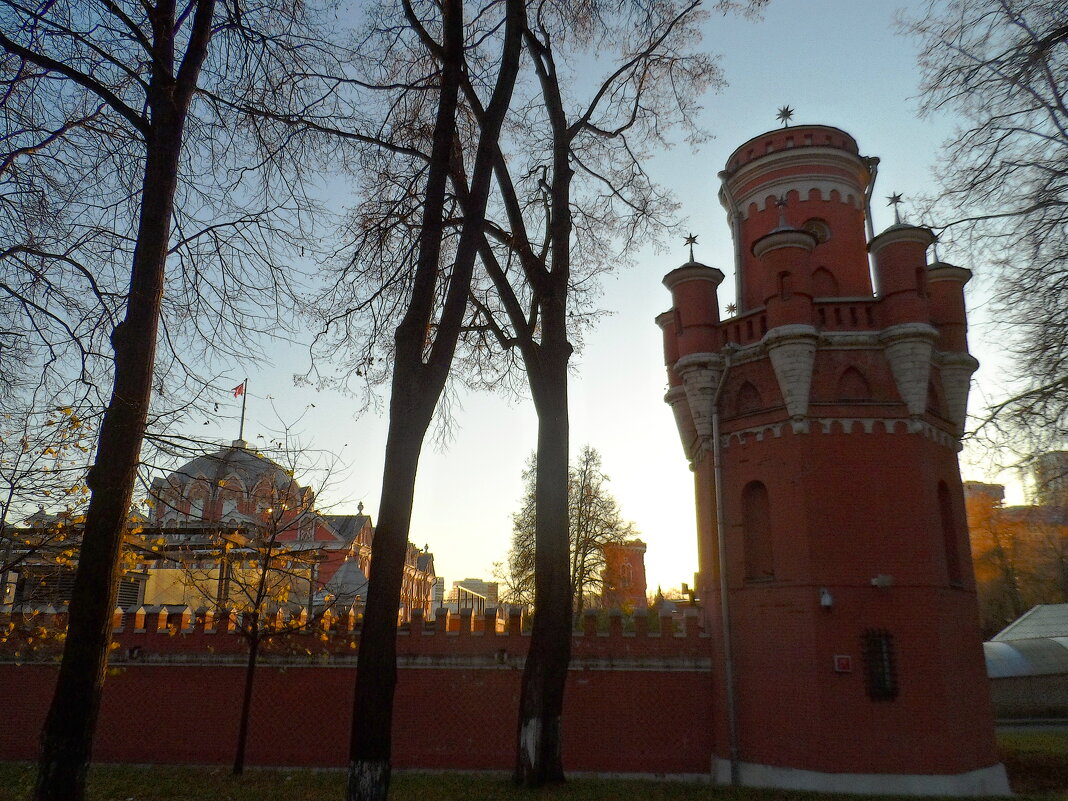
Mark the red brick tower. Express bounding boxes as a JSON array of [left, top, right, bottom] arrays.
[[601, 539, 648, 611], [657, 125, 1007, 794]]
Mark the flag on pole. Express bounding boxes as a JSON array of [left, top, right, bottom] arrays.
[[234, 377, 249, 442]]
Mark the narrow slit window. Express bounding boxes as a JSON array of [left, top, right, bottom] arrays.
[[742, 481, 774, 580]]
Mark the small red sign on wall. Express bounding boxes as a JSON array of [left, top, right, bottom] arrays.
[[833, 654, 853, 673]]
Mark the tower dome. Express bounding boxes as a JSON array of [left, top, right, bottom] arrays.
[[720, 124, 876, 312]]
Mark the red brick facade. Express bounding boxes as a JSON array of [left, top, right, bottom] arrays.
[[657, 124, 1007, 794], [1, 608, 711, 774]]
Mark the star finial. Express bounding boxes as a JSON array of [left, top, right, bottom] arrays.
[[684, 233, 698, 262], [725, 302, 738, 316], [775, 194, 789, 228], [776, 105, 794, 127], [887, 192, 904, 225]]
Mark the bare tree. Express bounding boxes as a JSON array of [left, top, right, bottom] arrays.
[[151, 508, 326, 774], [1029, 510, 1068, 606], [904, 0, 1068, 448], [965, 484, 1068, 636], [1, 396, 94, 581], [449, 1, 744, 783], [0, 2, 350, 798], [310, 0, 755, 790], [968, 490, 1031, 635], [304, 3, 526, 800], [506, 446, 634, 617]]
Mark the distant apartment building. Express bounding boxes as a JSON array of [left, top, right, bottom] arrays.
[[441, 578, 499, 615]]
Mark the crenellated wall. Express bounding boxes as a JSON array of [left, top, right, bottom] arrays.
[[0, 604, 714, 775]]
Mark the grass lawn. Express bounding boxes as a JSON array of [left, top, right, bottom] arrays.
[[996, 730, 1068, 796], [1, 732, 1064, 801]]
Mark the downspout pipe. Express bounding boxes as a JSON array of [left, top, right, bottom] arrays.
[[710, 348, 738, 785], [862, 156, 880, 280]]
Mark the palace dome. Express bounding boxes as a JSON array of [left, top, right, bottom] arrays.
[[165, 439, 296, 492]]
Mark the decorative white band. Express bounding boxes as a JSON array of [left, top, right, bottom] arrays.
[[721, 417, 960, 450]]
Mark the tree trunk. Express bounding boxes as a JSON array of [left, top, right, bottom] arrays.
[[33, 3, 215, 794], [515, 340, 572, 786], [33, 128, 183, 801], [348, 393, 434, 801], [233, 626, 261, 775], [347, 3, 463, 797], [347, 2, 522, 797], [513, 43, 575, 781]]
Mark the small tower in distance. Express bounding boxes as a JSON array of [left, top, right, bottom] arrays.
[[657, 124, 1008, 794], [601, 539, 648, 611]]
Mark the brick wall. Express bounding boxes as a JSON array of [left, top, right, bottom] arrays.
[[0, 607, 714, 775]]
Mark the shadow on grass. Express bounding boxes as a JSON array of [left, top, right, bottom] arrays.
[[1, 732, 1065, 801]]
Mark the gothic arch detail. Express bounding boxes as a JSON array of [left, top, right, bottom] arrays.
[[187, 477, 211, 520], [812, 266, 838, 297], [736, 381, 763, 415], [837, 366, 872, 401]]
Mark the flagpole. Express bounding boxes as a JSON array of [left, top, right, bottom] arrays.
[[238, 378, 248, 442]]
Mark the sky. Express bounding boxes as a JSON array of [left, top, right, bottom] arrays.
[[195, 1, 1020, 595]]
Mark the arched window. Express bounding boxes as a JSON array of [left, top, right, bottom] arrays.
[[938, 481, 963, 586], [187, 478, 211, 520], [915, 266, 928, 298], [251, 479, 276, 516], [837, 367, 872, 401], [742, 481, 774, 581], [812, 267, 838, 297], [620, 561, 633, 589], [218, 475, 245, 519], [735, 381, 762, 415]]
